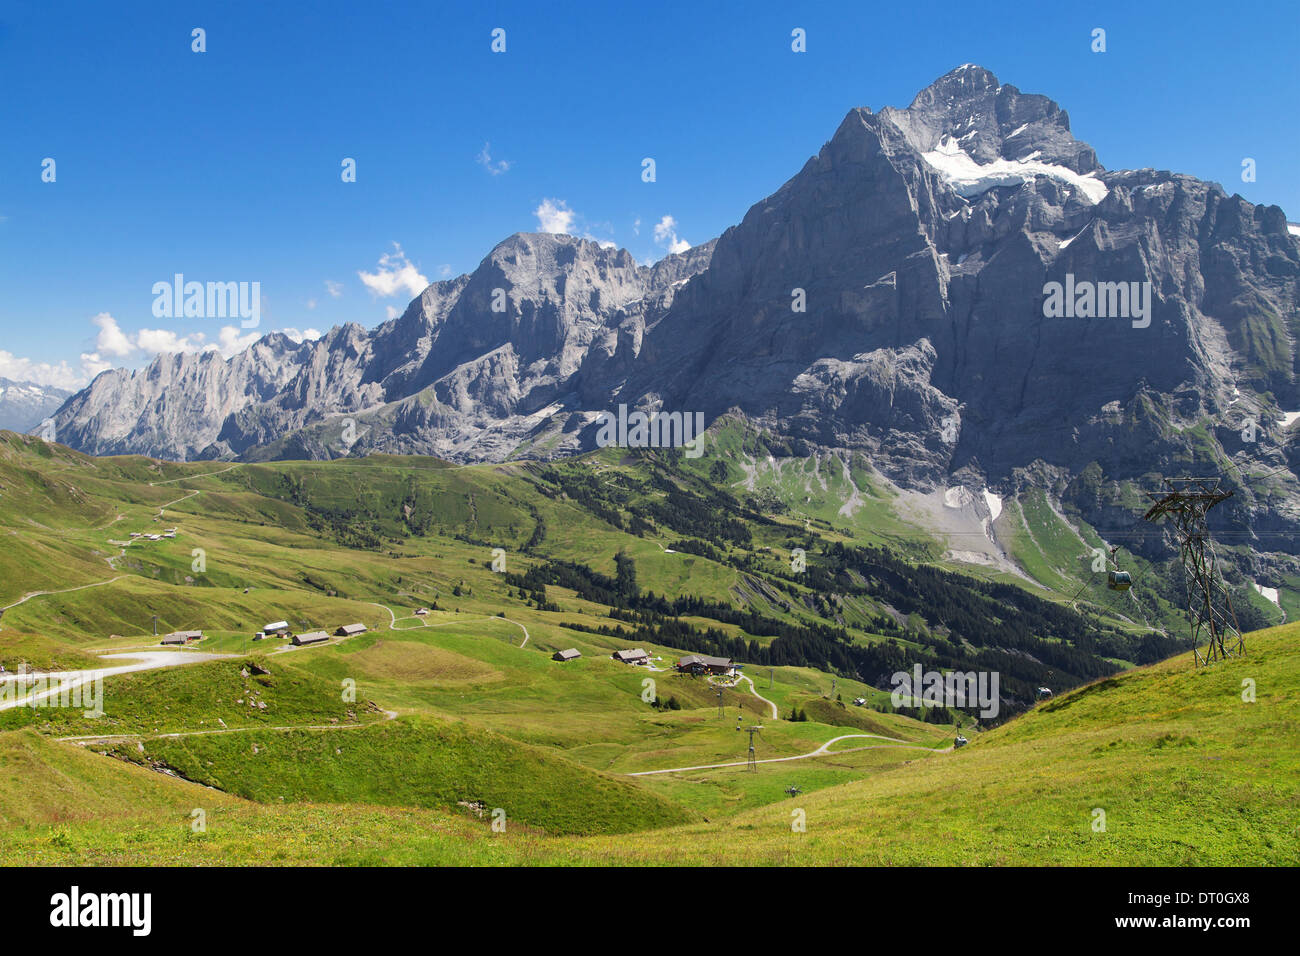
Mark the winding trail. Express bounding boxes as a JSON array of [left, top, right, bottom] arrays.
[[2, 464, 243, 624], [366, 602, 530, 648], [736, 674, 779, 720], [56, 707, 399, 745], [147, 463, 242, 487], [1, 576, 129, 615], [367, 602, 398, 628], [0, 650, 234, 712], [155, 489, 201, 515], [504, 617, 529, 648], [625, 733, 948, 776]]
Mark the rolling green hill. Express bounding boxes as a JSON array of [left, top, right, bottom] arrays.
[[0, 429, 1292, 866], [4, 621, 1294, 865]]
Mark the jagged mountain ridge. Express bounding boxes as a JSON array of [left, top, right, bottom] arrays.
[[0, 379, 70, 433], [47, 64, 1300, 554], [52, 238, 716, 463]]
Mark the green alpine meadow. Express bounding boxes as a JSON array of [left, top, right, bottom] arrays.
[[0, 429, 1294, 866]]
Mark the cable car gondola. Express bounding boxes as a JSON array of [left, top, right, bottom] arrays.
[[1066, 545, 1135, 609]]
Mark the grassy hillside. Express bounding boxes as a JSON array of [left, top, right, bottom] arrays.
[[106, 715, 690, 836], [0, 429, 1292, 866], [0, 657, 381, 737], [5, 621, 1294, 865], [0, 728, 241, 828]]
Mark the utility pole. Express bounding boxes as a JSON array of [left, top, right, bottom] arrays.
[[745, 726, 763, 771], [151, 614, 158, 637], [768, 666, 774, 690], [717, 685, 725, 718], [1143, 477, 1243, 665]]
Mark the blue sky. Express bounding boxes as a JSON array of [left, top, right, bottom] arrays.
[[2, 0, 1297, 389]]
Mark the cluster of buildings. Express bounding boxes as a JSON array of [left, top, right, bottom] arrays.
[[160, 619, 370, 647], [602, 647, 739, 677], [252, 620, 369, 646], [129, 527, 179, 543]]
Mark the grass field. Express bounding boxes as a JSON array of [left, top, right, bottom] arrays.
[[0, 429, 1293, 865], [4, 621, 1294, 865]]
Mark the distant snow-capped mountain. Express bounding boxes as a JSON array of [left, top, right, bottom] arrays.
[[45, 64, 1300, 559], [0, 378, 71, 433]]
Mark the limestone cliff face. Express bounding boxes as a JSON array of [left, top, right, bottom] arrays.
[[622, 66, 1298, 491], [49, 65, 1300, 549]]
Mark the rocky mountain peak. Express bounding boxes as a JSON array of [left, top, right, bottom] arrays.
[[883, 63, 1100, 176], [908, 63, 1001, 109], [39, 66, 1299, 562], [0, 378, 71, 432]]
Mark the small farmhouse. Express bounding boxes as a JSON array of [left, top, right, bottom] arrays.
[[335, 623, 368, 637], [263, 621, 290, 635], [292, 631, 330, 646], [160, 630, 202, 645], [612, 648, 650, 665], [552, 648, 582, 662], [676, 654, 737, 676]]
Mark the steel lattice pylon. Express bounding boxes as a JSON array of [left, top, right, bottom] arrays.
[[1142, 478, 1244, 666]]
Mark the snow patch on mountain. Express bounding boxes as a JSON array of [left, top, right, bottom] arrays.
[[1253, 581, 1280, 606], [983, 488, 1003, 521], [921, 135, 1109, 204], [0, 378, 71, 433], [1059, 221, 1093, 250]]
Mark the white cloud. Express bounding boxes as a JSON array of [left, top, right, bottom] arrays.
[[534, 200, 618, 249], [92, 312, 134, 358], [581, 219, 618, 250], [305, 298, 317, 310], [653, 215, 690, 254], [12, 315, 328, 390], [386, 306, 400, 319], [278, 328, 323, 345], [135, 327, 207, 355], [0, 350, 99, 390], [215, 326, 263, 355], [438, 264, 453, 278], [477, 142, 511, 176], [358, 243, 429, 298], [534, 198, 576, 235], [325, 280, 343, 298], [633, 217, 641, 236], [79, 352, 114, 381], [0, 312, 217, 390]]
